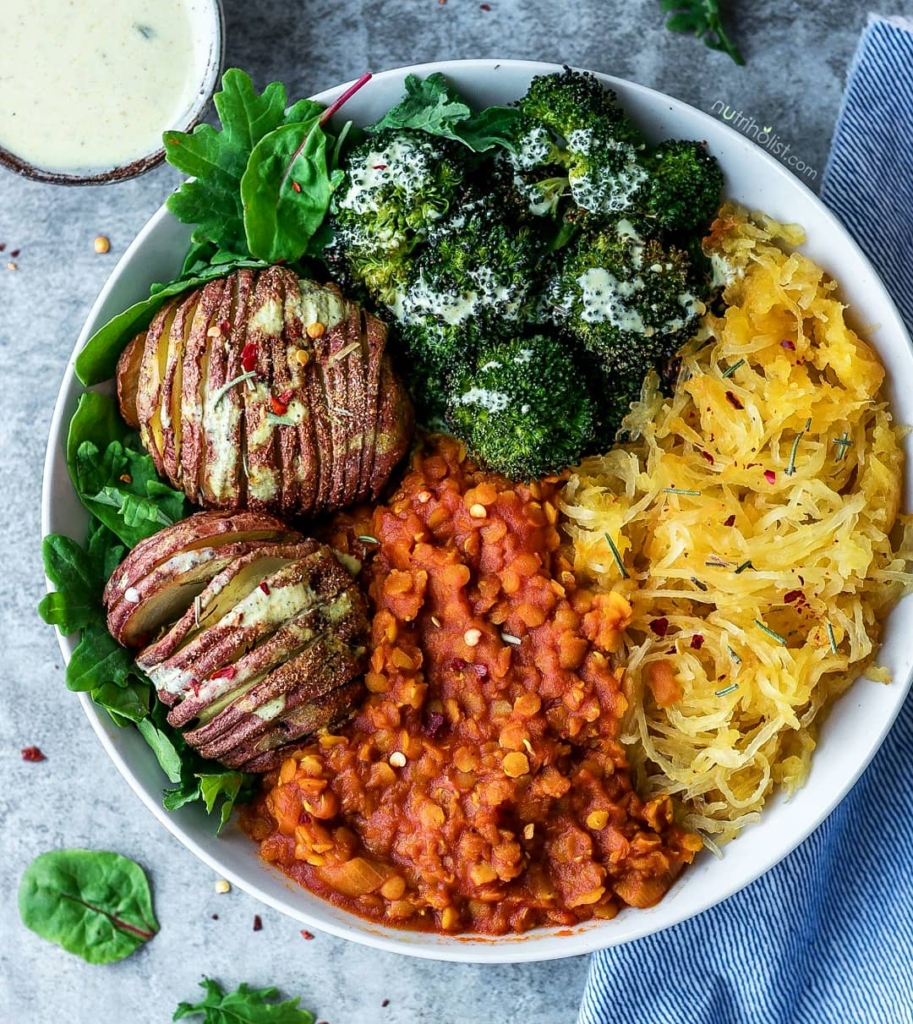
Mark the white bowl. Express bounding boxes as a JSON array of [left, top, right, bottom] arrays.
[[42, 59, 913, 963]]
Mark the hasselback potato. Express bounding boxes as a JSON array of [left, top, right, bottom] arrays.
[[104, 511, 369, 772], [116, 267, 414, 518]]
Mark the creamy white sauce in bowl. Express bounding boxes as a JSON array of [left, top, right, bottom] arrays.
[[0, 0, 223, 184]]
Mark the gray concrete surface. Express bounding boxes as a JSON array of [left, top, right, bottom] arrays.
[[0, 1, 904, 1021]]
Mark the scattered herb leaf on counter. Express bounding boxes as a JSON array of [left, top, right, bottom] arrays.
[[659, 0, 745, 65], [18, 850, 158, 964], [174, 978, 316, 1024], [368, 71, 521, 151]]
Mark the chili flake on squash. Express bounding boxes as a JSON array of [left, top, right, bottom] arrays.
[[243, 435, 700, 934]]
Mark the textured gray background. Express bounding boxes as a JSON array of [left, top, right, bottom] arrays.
[[1, 1, 907, 1022]]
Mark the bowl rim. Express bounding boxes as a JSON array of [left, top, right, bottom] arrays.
[[0, 0, 225, 186], [40, 56, 913, 962]]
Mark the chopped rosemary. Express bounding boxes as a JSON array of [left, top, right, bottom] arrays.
[[356, 535, 379, 545], [705, 555, 731, 567], [267, 411, 297, 426], [721, 359, 745, 378], [833, 431, 854, 461], [690, 576, 708, 591], [728, 646, 742, 664], [826, 621, 838, 654], [785, 430, 803, 477], [734, 560, 754, 574], [663, 488, 702, 496], [754, 618, 787, 645], [715, 683, 739, 697], [211, 370, 257, 406], [604, 532, 630, 580], [805, 418, 812, 431], [501, 632, 522, 645]]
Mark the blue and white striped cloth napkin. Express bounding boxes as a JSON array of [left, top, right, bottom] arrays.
[[578, 15, 913, 1024]]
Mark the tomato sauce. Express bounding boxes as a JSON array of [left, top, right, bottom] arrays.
[[242, 435, 701, 934]]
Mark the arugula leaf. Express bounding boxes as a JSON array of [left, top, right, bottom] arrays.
[[19, 849, 158, 964], [66, 393, 189, 548], [138, 718, 185, 784], [660, 0, 744, 65], [368, 72, 520, 152], [174, 978, 316, 1024], [241, 119, 333, 263], [75, 261, 263, 387], [164, 70, 327, 256]]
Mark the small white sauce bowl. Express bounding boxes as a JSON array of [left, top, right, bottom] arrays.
[[0, 0, 224, 186]]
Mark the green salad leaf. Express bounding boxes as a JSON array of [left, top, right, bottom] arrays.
[[18, 849, 158, 964], [75, 260, 262, 387], [66, 393, 189, 548], [174, 978, 316, 1024], [368, 72, 521, 152], [659, 0, 744, 65], [241, 118, 334, 263]]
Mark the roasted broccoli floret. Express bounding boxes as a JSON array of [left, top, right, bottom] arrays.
[[509, 70, 651, 221], [445, 333, 595, 479], [393, 189, 546, 360], [518, 68, 643, 147], [643, 139, 724, 232], [546, 218, 705, 431], [332, 130, 467, 304]]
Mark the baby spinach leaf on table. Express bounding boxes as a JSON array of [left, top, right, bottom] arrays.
[[18, 849, 158, 964], [368, 72, 521, 152], [174, 978, 316, 1024], [659, 0, 744, 65], [241, 119, 333, 264]]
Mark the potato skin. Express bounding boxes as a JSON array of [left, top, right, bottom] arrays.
[[103, 509, 369, 772], [117, 269, 414, 518]]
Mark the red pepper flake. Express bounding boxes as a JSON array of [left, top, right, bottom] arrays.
[[724, 514, 736, 527], [259, 581, 271, 596], [784, 589, 804, 603], [700, 450, 715, 464], [480, 2, 491, 7], [382, 1000, 390, 1008], [269, 394, 289, 416], [21, 746, 45, 762], [372, 164, 388, 170], [301, 930, 315, 940], [211, 913, 219, 920], [240, 342, 258, 372], [210, 665, 236, 682], [10, 249, 20, 258], [253, 914, 263, 932], [764, 470, 776, 485], [190, 679, 201, 697], [690, 634, 705, 650], [0, 243, 5, 251], [725, 390, 744, 410], [450, 657, 467, 671], [278, 389, 294, 404], [422, 710, 446, 738], [219, 318, 231, 335], [781, 339, 796, 351], [650, 617, 670, 637], [291, 181, 302, 193]]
